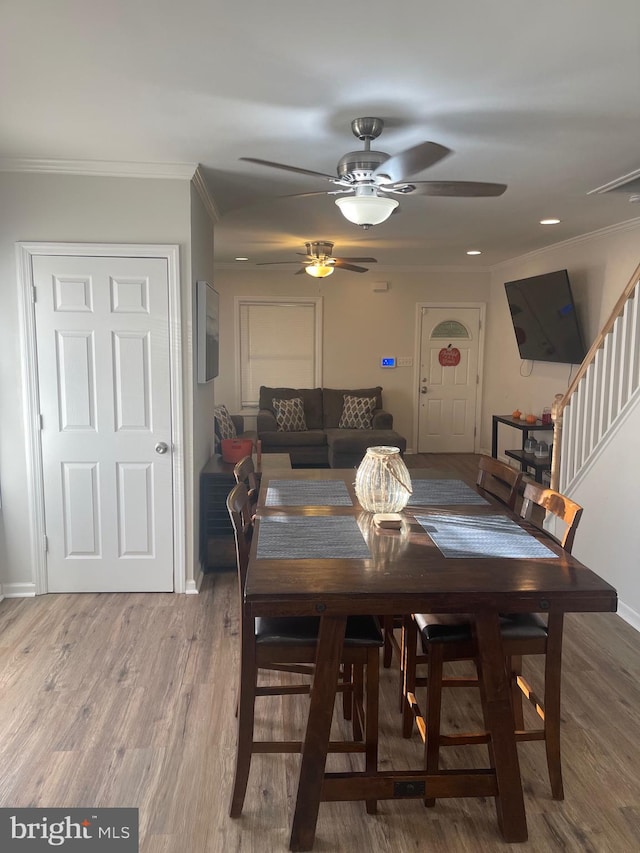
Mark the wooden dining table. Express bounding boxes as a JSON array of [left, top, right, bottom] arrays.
[[245, 467, 617, 851]]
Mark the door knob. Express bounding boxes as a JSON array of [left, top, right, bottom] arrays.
[[155, 442, 169, 455], [420, 386, 428, 395]]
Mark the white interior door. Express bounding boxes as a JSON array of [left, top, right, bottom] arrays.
[[33, 255, 174, 592], [417, 306, 481, 453]]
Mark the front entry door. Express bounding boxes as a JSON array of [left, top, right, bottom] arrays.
[[33, 254, 174, 592], [417, 306, 481, 453]]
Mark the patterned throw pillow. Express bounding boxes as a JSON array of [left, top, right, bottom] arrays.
[[273, 397, 307, 432], [214, 404, 237, 443], [339, 395, 376, 429]]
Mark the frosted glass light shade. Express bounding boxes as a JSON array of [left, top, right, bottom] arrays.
[[335, 195, 399, 226], [355, 446, 412, 513], [304, 263, 334, 278]]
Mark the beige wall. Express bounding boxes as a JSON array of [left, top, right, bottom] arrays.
[[213, 266, 492, 448], [0, 172, 192, 590]]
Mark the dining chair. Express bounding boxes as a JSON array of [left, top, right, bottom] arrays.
[[401, 480, 583, 804], [475, 454, 523, 509], [233, 455, 260, 514], [384, 458, 523, 674], [227, 482, 383, 818]]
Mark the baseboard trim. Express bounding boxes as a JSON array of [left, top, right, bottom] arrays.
[[618, 600, 640, 634], [185, 570, 204, 594], [2, 582, 37, 598]]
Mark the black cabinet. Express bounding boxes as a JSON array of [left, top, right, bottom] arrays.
[[491, 414, 554, 483], [199, 455, 238, 570]]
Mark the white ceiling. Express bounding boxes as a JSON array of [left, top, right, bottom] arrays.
[[3, 1, 640, 269]]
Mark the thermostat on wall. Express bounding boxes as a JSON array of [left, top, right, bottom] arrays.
[[381, 357, 396, 368]]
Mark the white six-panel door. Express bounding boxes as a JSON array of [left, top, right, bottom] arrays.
[[417, 306, 481, 453], [33, 255, 174, 592]]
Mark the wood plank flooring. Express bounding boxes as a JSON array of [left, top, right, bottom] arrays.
[[0, 454, 638, 852]]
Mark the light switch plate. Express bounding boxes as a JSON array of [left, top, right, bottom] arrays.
[[397, 356, 413, 367]]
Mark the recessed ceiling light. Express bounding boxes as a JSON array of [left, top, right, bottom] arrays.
[[235, 256, 249, 261], [466, 250, 482, 255], [540, 219, 561, 225]]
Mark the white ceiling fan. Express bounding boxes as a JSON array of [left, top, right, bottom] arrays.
[[241, 117, 507, 229]]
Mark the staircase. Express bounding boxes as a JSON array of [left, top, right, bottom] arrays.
[[551, 262, 640, 492]]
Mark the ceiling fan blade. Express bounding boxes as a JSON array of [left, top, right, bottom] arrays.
[[256, 261, 304, 266], [276, 188, 353, 200], [333, 261, 369, 273], [294, 267, 307, 275], [333, 257, 378, 263], [373, 141, 451, 183], [405, 181, 508, 197], [240, 157, 336, 181]]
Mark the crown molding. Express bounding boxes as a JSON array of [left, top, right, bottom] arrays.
[[0, 158, 198, 180], [588, 168, 640, 194], [491, 216, 640, 271], [192, 165, 220, 223]]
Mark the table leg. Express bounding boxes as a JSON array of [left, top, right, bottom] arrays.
[[474, 612, 528, 842], [289, 614, 347, 852], [491, 416, 498, 458]]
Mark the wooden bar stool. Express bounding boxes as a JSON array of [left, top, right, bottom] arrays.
[[402, 481, 582, 804], [384, 456, 522, 674], [227, 483, 382, 818]]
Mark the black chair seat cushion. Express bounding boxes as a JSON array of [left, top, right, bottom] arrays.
[[255, 615, 383, 647], [415, 612, 548, 648]]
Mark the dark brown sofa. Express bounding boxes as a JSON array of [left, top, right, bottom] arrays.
[[257, 386, 407, 468]]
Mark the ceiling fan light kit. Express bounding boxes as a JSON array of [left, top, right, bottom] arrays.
[[335, 191, 399, 228], [304, 262, 334, 278]]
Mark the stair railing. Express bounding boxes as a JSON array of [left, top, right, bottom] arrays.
[[550, 261, 640, 491]]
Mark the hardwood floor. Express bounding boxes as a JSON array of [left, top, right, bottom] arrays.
[[0, 455, 638, 852]]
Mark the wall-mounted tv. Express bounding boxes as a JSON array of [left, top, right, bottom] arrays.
[[504, 269, 586, 364]]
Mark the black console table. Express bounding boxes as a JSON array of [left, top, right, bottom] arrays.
[[491, 414, 554, 483]]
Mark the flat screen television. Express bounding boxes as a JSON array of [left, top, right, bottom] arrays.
[[504, 269, 586, 364]]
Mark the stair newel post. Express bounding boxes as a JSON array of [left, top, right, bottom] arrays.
[[549, 393, 564, 491]]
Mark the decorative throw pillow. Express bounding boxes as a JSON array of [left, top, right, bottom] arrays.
[[339, 395, 376, 430], [214, 404, 237, 443], [273, 397, 307, 432]]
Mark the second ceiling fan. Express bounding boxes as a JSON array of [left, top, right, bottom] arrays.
[[257, 241, 377, 277], [241, 117, 507, 229]]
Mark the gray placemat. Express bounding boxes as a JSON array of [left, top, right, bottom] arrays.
[[407, 479, 489, 506], [256, 516, 370, 559], [414, 512, 558, 559], [265, 479, 353, 506]]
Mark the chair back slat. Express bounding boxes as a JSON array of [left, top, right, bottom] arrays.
[[233, 455, 260, 505], [476, 455, 522, 509], [520, 481, 583, 553], [227, 481, 253, 587]]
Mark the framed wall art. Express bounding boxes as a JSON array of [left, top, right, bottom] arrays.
[[197, 280, 219, 383]]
